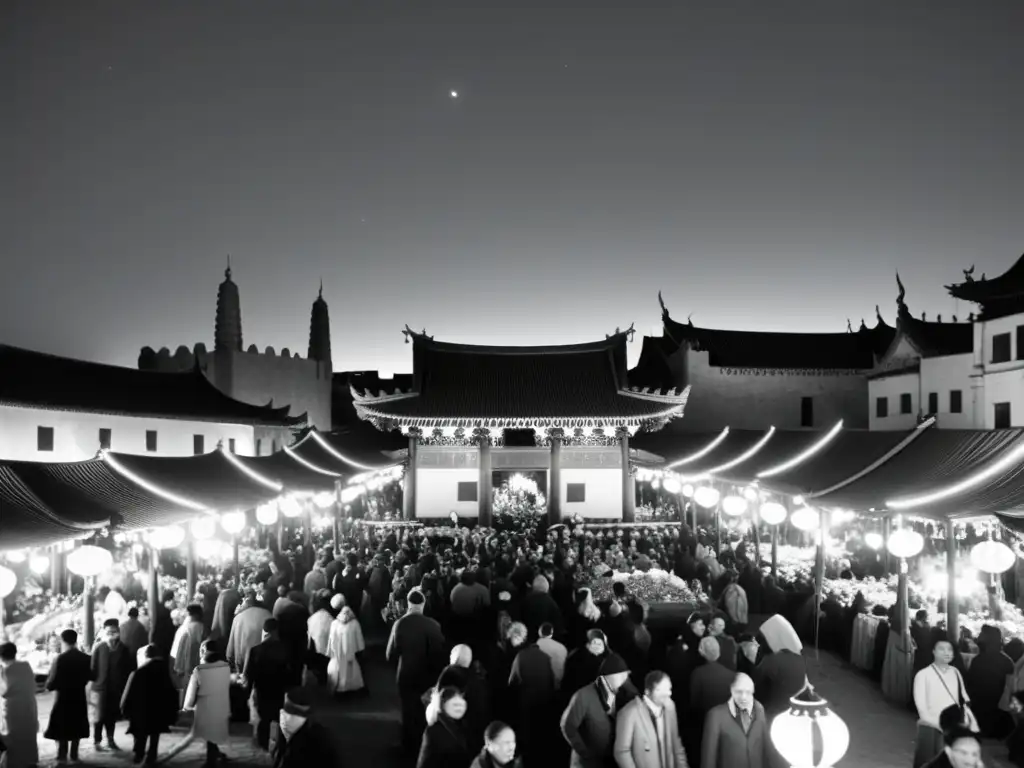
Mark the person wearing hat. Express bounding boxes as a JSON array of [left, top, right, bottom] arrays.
[[44, 629, 93, 763], [272, 687, 335, 766], [563, 629, 611, 699], [90, 617, 136, 751], [560, 653, 634, 768]]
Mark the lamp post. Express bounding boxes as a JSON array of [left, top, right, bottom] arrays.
[[770, 678, 850, 768], [66, 545, 114, 648], [888, 524, 924, 657]]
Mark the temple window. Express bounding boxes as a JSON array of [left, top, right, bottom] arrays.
[[98, 428, 111, 450], [876, 397, 889, 418], [900, 393, 913, 415], [800, 397, 814, 428], [37, 426, 54, 452], [256, 439, 262, 456], [457, 481, 478, 502], [950, 390, 963, 414], [193, 435, 205, 455], [146, 430, 158, 452], [1016, 325, 1024, 360], [928, 393, 938, 415], [567, 483, 586, 503], [992, 332, 1011, 363], [229, 438, 236, 453], [995, 402, 1011, 429]]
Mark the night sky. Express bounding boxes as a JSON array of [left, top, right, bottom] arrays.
[[3, 1, 1022, 375]]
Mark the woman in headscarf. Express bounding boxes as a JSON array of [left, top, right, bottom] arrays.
[[756, 614, 807, 717], [416, 687, 472, 768], [327, 605, 366, 697], [965, 624, 1014, 738], [208, 581, 241, 644]]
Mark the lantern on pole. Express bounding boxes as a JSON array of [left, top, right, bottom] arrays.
[[66, 545, 113, 578], [693, 486, 720, 508], [220, 512, 247, 536], [0, 565, 16, 599], [970, 539, 1016, 575], [759, 502, 787, 526], [770, 679, 850, 768], [790, 506, 820, 532], [148, 526, 186, 551], [255, 502, 279, 526], [888, 528, 924, 560], [721, 495, 748, 517]]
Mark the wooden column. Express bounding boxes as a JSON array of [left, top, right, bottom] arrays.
[[303, 508, 313, 570], [403, 430, 419, 521], [619, 428, 635, 523], [882, 514, 892, 576], [185, 540, 197, 603], [771, 525, 779, 577], [82, 576, 95, 649], [947, 521, 959, 644], [49, 544, 62, 594], [814, 508, 828, 650], [477, 430, 493, 527], [333, 480, 343, 556], [147, 547, 159, 642], [548, 429, 563, 525], [232, 537, 240, 585]]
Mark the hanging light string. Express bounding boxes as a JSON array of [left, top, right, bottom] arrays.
[[284, 446, 342, 477], [101, 451, 210, 512], [311, 431, 396, 471], [220, 445, 284, 492], [887, 440, 1024, 510], [666, 427, 730, 469], [757, 420, 843, 478]]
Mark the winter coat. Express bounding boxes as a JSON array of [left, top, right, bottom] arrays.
[[272, 720, 336, 768], [386, 611, 446, 691], [183, 660, 231, 745], [561, 681, 618, 768], [44, 648, 92, 741], [614, 696, 688, 768], [121, 659, 179, 736], [226, 603, 272, 674], [90, 640, 136, 724], [700, 700, 782, 768], [416, 714, 472, 768], [0, 660, 39, 768]]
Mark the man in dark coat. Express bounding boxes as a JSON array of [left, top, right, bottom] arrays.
[[91, 618, 136, 751], [507, 623, 556, 768], [333, 553, 367, 617], [520, 575, 564, 642], [701, 673, 783, 768], [688, 637, 735, 762], [386, 589, 447, 754], [120, 644, 179, 764], [151, 589, 177, 659], [560, 653, 633, 768], [244, 618, 297, 750], [272, 688, 336, 768], [44, 629, 93, 762]]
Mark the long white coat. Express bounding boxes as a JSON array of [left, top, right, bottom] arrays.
[[327, 617, 365, 693], [183, 660, 231, 745], [0, 660, 39, 768]]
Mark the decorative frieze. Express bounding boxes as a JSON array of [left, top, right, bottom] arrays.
[[717, 367, 867, 377], [492, 449, 550, 470], [560, 447, 622, 469], [416, 446, 479, 469]]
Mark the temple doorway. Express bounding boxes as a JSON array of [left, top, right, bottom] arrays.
[[491, 470, 547, 532]]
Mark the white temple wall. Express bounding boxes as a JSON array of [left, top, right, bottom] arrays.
[[560, 468, 622, 519], [0, 404, 256, 461], [415, 468, 480, 518]]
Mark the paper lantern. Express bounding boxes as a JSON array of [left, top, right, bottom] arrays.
[[971, 540, 1016, 574], [743, 486, 759, 501], [196, 539, 222, 560], [314, 492, 335, 509], [682, 484, 695, 498], [0, 565, 16, 598], [4, 551, 26, 564], [650, 477, 661, 490], [220, 511, 247, 535], [366, 477, 381, 492], [66, 545, 113, 577], [864, 532, 884, 550], [721, 495, 748, 517], [770, 680, 850, 768], [790, 506, 820, 532], [190, 517, 217, 540], [693, 486, 721, 508], [759, 501, 787, 526], [662, 476, 682, 495], [255, 502, 279, 526], [148, 525, 185, 550], [29, 555, 50, 575], [888, 528, 924, 559], [279, 495, 303, 518]]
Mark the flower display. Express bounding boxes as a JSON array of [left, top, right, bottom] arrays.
[[492, 475, 546, 533], [583, 568, 705, 605]]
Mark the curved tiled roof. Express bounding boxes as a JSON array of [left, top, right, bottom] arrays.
[[0, 344, 305, 426], [946, 254, 1024, 302], [895, 312, 974, 358]]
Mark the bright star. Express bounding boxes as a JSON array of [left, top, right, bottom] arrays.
[[449, 90, 459, 99]]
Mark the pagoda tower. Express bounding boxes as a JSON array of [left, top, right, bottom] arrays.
[[215, 259, 243, 352], [307, 281, 332, 366]]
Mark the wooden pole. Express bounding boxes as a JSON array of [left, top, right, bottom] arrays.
[[185, 540, 197, 603], [303, 508, 313, 570], [233, 536, 240, 585], [334, 480, 343, 557], [814, 509, 827, 656], [83, 575, 95, 649], [619, 431, 635, 523], [883, 514, 892, 576], [771, 525, 779, 578], [479, 433, 494, 527], [147, 548, 159, 642], [403, 433, 418, 521], [549, 432, 562, 526], [947, 521, 959, 644]]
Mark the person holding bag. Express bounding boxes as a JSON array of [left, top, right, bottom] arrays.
[[913, 639, 979, 767]]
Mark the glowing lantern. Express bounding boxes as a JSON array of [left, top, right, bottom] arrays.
[[220, 543, 235, 559], [888, 528, 924, 559], [29, 555, 50, 575], [759, 501, 787, 526], [314, 492, 335, 509], [148, 525, 186, 550], [366, 477, 381, 492], [66, 545, 113, 577], [662, 477, 682, 495], [196, 539, 222, 560], [770, 680, 850, 768], [744, 486, 759, 501], [864, 532, 884, 550], [220, 511, 247, 535], [279, 496, 303, 518], [190, 517, 217, 540], [790, 506, 820, 532], [682, 484, 695, 498], [5, 551, 26, 564], [971, 540, 1016, 574], [693, 486, 721, 508], [651, 477, 661, 490], [721, 495, 748, 517], [793, 495, 805, 506], [0, 565, 16, 598], [255, 502, 279, 526]]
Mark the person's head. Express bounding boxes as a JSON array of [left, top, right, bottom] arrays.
[[460, 570, 476, 586], [277, 585, 288, 598], [262, 617, 279, 640], [0, 642, 16, 665], [161, 589, 176, 607], [187, 604, 203, 622], [60, 629, 78, 651], [730, 673, 755, 711], [943, 726, 982, 768], [586, 629, 607, 656], [539, 622, 554, 640], [686, 612, 706, 638], [933, 639, 955, 667], [450, 645, 472, 668], [438, 686, 467, 720], [340, 606, 356, 624], [143, 644, 161, 661], [200, 640, 221, 663], [598, 654, 630, 691], [330, 593, 346, 613], [484, 721, 517, 766], [347, 552, 359, 569], [407, 589, 425, 614], [709, 615, 726, 636], [127, 607, 139, 620], [103, 618, 120, 647], [915, 609, 929, 623], [644, 670, 672, 707], [508, 622, 528, 649], [279, 687, 313, 741], [532, 575, 549, 594], [698, 636, 721, 662], [612, 582, 626, 599]]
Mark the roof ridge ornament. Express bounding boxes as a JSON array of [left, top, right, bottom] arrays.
[[402, 324, 433, 343], [658, 291, 669, 320], [963, 264, 975, 282], [225, 254, 232, 280], [896, 271, 907, 309], [606, 323, 636, 342], [846, 319, 853, 333]]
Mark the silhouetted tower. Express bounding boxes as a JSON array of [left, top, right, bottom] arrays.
[[307, 280, 332, 366], [215, 258, 243, 352]]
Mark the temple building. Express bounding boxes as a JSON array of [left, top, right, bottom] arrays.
[[349, 326, 689, 521], [0, 344, 304, 462], [869, 255, 1024, 430], [629, 294, 894, 432], [139, 264, 334, 430]]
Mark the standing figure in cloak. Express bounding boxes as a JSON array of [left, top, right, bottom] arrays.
[[665, 614, 706, 726], [209, 581, 241, 644], [171, 605, 206, 704], [755, 615, 807, 718], [120, 644, 179, 765], [272, 591, 310, 672], [151, 590, 177, 660], [184, 641, 233, 766], [119, 607, 150, 661], [226, 588, 271, 675], [90, 618, 137, 751], [506, 622, 556, 768], [965, 624, 1014, 738], [882, 586, 916, 706], [244, 618, 296, 751], [327, 605, 366, 696], [0, 642, 39, 768], [44, 629, 92, 762], [563, 629, 611, 700]]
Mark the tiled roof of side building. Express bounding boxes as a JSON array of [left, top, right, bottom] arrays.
[[946, 254, 1024, 302], [896, 313, 975, 358], [0, 344, 306, 426]]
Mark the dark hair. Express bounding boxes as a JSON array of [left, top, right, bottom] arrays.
[[143, 644, 161, 660], [459, 570, 476, 586], [187, 604, 204, 619], [127, 607, 139, 619], [539, 622, 554, 638], [60, 629, 78, 645], [263, 618, 279, 633], [484, 721, 513, 743], [644, 670, 668, 693], [686, 612, 705, 626], [612, 582, 626, 597], [915, 609, 929, 622], [0, 642, 16, 662], [438, 685, 464, 709], [943, 726, 979, 748], [408, 590, 425, 606], [161, 589, 176, 603], [103, 618, 120, 630]]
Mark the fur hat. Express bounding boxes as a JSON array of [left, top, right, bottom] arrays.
[[598, 653, 629, 677]]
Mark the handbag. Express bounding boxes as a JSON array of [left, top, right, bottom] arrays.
[[933, 665, 974, 728]]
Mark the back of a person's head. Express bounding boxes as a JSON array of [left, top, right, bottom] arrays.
[[128, 607, 139, 619], [143, 644, 161, 660], [60, 629, 78, 646], [460, 570, 475, 586], [532, 574, 549, 593], [0, 642, 16, 662], [408, 589, 425, 607], [539, 622, 554, 639], [612, 582, 626, 598], [187, 603, 204, 619], [699, 636, 721, 661], [263, 618, 279, 634]]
